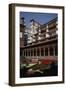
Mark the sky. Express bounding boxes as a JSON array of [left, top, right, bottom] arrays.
[[20, 12, 58, 26]]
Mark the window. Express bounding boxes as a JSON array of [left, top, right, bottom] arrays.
[[41, 48, 44, 56], [49, 47, 54, 56], [37, 48, 40, 56], [45, 48, 48, 56], [55, 45, 58, 56], [31, 49, 33, 56], [26, 50, 27, 56], [34, 49, 36, 56], [24, 51, 25, 56], [28, 50, 30, 56]]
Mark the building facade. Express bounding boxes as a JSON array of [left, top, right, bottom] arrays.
[[20, 17, 58, 63]]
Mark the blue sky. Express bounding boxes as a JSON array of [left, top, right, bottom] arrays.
[[20, 12, 58, 26]]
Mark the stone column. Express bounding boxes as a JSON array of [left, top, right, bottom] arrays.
[[43, 47, 45, 56], [36, 48, 38, 60], [46, 25, 49, 38]]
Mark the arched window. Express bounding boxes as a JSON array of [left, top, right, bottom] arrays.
[[37, 48, 40, 56], [26, 50, 27, 56], [34, 49, 36, 56], [28, 50, 30, 56], [55, 45, 58, 56], [24, 50, 25, 56], [41, 48, 44, 56], [31, 49, 33, 56], [45, 48, 48, 56], [49, 47, 54, 56]]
